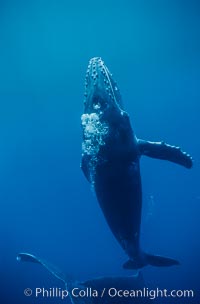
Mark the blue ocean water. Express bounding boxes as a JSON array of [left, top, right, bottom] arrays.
[[0, 0, 199, 303]]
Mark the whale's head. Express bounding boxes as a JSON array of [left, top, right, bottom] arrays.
[[81, 58, 135, 183], [83, 57, 124, 116]]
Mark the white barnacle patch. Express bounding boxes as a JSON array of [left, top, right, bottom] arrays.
[[81, 113, 108, 185], [93, 103, 101, 110], [81, 113, 108, 156]]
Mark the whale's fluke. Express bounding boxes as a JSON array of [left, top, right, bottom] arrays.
[[123, 252, 180, 269]]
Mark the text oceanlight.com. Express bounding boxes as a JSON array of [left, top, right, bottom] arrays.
[[24, 287, 195, 300]]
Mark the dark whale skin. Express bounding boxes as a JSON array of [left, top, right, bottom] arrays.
[[81, 57, 193, 269]]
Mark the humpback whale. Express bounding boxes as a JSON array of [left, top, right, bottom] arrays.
[[17, 253, 149, 304], [81, 57, 193, 269]]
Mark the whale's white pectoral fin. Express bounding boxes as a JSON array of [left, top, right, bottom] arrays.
[[137, 139, 193, 169], [17, 253, 68, 284]]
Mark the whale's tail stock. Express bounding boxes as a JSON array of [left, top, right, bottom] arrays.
[[123, 252, 180, 269]]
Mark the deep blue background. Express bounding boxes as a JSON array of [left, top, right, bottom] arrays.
[[0, 0, 199, 303]]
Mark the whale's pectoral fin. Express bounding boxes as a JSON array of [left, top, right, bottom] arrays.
[[138, 139, 193, 168], [17, 253, 68, 283]]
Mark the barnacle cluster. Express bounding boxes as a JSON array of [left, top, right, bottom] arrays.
[[81, 112, 108, 185]]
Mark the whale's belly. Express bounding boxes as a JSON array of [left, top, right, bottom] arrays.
[[94, 160, 142, 248]]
